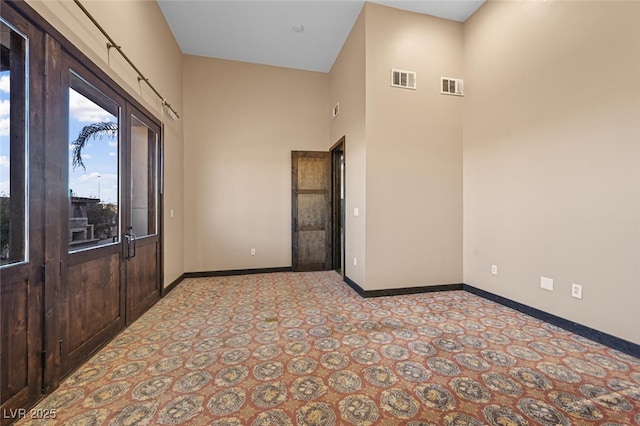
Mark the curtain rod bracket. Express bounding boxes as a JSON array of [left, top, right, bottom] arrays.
[[106, 43, 120, 50], [137, 76, 149, 83]]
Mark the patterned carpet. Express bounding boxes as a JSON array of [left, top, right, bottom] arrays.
[[19, 271, 640, 425]]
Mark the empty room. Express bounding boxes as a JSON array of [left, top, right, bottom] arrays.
[[1, 0, 639, 425]]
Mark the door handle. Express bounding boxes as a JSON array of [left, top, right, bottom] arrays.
[[123, 227, 137, 260], [123, 234, 131, 260], [130, 232, 137, 259]]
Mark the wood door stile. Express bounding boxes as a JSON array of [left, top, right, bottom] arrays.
[[42, 32, 65, 394]]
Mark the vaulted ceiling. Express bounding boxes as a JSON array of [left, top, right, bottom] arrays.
[[158, 1, 485, 72]]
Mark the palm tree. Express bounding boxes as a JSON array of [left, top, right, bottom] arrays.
[[71, 121, 118, 170]]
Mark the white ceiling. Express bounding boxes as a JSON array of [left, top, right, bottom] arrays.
[[158, 0, 485, 73]]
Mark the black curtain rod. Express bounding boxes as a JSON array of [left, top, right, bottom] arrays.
[[73, 0, 180, 119]]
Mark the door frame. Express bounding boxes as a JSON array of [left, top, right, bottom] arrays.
[[0, 6, 46, 416], [290, 139, 346, 274], [37, 4, 163, 386], [330, 137, 345, 276]]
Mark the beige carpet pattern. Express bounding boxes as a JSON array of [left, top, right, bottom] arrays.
[[18, 271, 640, 425]]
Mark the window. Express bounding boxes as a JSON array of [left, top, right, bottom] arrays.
[[67, 72, 120, 252], [130, 115, 158, 238], [0, 18, 28, 266]]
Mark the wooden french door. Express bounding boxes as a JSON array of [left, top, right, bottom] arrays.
[[0, 9, 46, 420], [123, 108, 161, 324], [59, 59, 127, 376], [291, 151, 332, 271], [59, 57, 161, 376]]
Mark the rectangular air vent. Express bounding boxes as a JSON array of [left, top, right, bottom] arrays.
[[332, 102, 340, 119], [441, 77, 464, 96], [391, 69, 416, 90]]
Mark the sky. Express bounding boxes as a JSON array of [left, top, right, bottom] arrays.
[[0, 71, 119, 205], [0, 73, 10, 196]]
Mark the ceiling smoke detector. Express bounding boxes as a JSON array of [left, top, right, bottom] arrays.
[[292, 24, 305, 33]]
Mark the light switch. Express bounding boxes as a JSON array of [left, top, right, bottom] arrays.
[[354, 208, 359, 217]]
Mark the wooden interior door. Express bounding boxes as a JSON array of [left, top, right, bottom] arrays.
[[291, 151, 332, 271], [124, 109, 161, 324], [0, 10, 45, 420]]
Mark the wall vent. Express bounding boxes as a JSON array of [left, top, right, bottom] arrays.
[[441, 77, 464, 96], [391, 69, 416, 90], [332, 102, 340, 119]]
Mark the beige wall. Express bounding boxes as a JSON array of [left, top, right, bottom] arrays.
[[364, 3, 463, 290], [25, 0, 185, 287], [463, 1, 640, 344], [329, 8, 367, 286], [29, 0, 640, 344], [182, 56, 329, 272]]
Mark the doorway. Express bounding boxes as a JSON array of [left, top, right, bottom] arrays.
[[59, 55, 162, 377], [331, 138, 345, 275]]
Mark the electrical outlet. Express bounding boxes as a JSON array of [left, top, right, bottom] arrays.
[[571, 283, 582, 299], [540, 276, 553, 291], [491, 265, 498, 275], [250, 248, 256, 256]]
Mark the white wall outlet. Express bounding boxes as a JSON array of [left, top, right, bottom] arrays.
[[353, 207, 359, 217], [540, 276, 554, 291], [491, 265, 498, 275], [353, 257, 357, 266], [571, 283, 583, 299], [250, 248, 256, 256]]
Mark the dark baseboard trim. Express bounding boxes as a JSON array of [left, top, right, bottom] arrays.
[[343, 276, 365, 297], [464, 284, 640, 359], [344, 276, 463, 298], [162, 273, 185, 297], [184, 267, 292, 279], [365, 284, 464, 298]]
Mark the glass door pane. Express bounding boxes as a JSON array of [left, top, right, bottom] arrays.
[[0, 19, 28, 266], [130, 116, 157, 238], [67, 73, 120, 252]]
